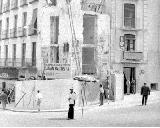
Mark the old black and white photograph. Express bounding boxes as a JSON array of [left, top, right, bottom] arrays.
[[0, 0, 160, 127]]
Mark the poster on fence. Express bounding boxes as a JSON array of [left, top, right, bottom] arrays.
[[44, 63, 71, 79]]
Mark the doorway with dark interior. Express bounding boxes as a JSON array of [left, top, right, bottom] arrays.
[[123, 67, 136, 95]]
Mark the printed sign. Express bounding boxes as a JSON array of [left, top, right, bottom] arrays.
[[44, 63, 71, 79], [0, 68, 19, 79]]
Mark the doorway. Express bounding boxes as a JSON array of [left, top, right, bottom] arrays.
[[123, 67, 136, 94]]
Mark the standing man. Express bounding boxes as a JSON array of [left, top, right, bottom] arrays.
[[36, 90, 43, 111], [0, 90, 8, 110], [126, 80, 130, 95], [99, 84, 104, 106], [131, 79, 136, 94], [68, 88, 76, 120], [141, 83, 150, 106]]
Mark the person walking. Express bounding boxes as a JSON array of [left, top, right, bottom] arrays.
[[68, 88, 76, 120], [0, 90, 8, 110], [36, 90, 43, 111], [141, 83, 150, 106], [99, 84, 104, 106]]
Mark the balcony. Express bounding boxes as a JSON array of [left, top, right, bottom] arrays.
[[11, 0, 18, 10], [81, 0, 105, 13], [0, 58, 35, 67], [121, 51, 143, 63], [18, 27, 26, 37], [1, 30, 9, 40], [29, 0, 39, 4], [28, 25, 37, 36], [10, 28, 17, 38], [20, 0, 28, 7], [3, 3, 10, 13]]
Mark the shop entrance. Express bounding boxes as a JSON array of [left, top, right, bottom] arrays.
[[123, 67, 136, 94]]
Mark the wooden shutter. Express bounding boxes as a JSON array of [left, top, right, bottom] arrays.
[[82, 47, 96, 74], [124, 4, 135, 28]]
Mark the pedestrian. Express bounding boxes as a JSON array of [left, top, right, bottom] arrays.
[[131, 79, 136, 94], [99, 84, 104, 106], [36, 90, 43, 111], [141, 83, 150, 106], [68, 88, 76, 120], [126, 80, 130, 95], [7, 89, 11, 104], [0, 90, 8, 110]]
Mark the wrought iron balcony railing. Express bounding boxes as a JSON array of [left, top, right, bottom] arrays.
[[18, 27, 26, 37], [81, 1, 105, 13], [122, 51, 143, 61], [20, 0, 28, 7], [0, 58, 36, 67], [10, 28, 17, 38]]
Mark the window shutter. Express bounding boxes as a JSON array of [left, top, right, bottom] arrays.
[[82, 47, 96, 74], [124, 4, 135, 28], [55, 16, 59, 44]]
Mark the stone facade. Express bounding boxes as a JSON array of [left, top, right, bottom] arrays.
[[110, 0, 160, 93]]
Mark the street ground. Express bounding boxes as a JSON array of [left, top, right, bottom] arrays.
[[0, 101, 160, 127]]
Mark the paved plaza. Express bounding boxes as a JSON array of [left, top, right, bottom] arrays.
[[0, 101, 160, 127]]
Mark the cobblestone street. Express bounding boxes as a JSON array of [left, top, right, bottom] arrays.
[[0, 101, 160, 127]]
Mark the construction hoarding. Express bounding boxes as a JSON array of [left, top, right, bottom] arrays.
[[14, 79, 99, 110]]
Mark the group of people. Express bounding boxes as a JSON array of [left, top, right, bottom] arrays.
[[35, 88, 77, 120], [126, 79, 136, 95]]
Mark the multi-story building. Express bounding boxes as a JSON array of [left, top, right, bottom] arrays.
[[110, 0, 160, 94], [0, 0, 110, 81]]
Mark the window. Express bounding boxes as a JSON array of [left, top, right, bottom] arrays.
[[32, 42, 36, 66], [22, 12, 27, 27], [124, 3, 135, 28], [13, 44, 16, 66], [6, 17, 9, 37], [124, 34, 135, 51], [0, 0, 3, 13], [0, 20, 2, 40], [14, 15, 18, 36], [50, 16, 59, 44], [29, 8, 37, 35], [82, 47, 96, 74], [83, 15, 96, 44], [5, 45, 8, 66], [0, 46, 1, 58], [22, 43, 26, 66]]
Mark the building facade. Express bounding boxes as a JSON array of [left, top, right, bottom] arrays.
[[110, 0, 160, 94], [0, 0, 110, 80]]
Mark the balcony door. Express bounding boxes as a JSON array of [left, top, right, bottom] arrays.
[[32, 42, 36, 66], [22, 43, 26, 67], [124, 34, 135, 51]]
